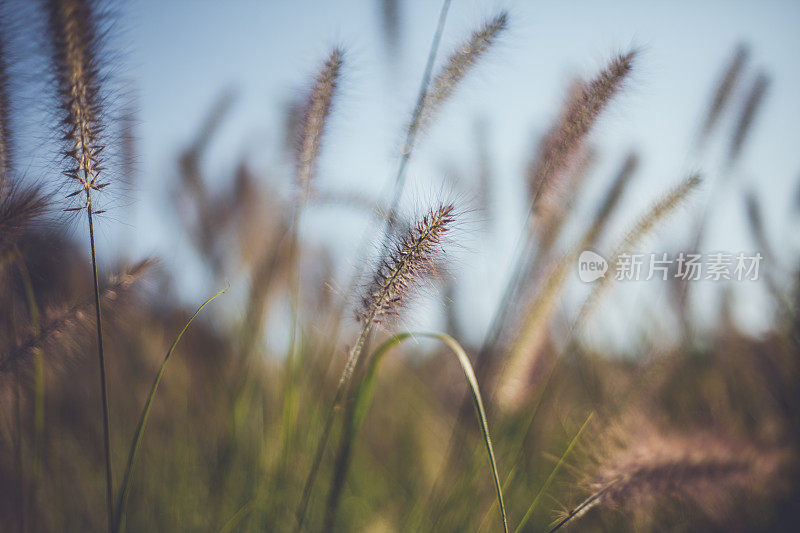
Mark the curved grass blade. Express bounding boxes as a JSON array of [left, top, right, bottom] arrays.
[[113, 286, 228, 533], [514, 412, 593, 533], [337, 332, 508, 533]]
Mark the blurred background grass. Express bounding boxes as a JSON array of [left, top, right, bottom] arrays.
[[1, 0, 799, 531]]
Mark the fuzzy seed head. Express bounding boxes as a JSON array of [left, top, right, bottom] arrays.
[[619, 173, 700, 253], [415, 12, 508, 136], [297, 47, 343, 199], [729, 72, 769, 163], [529, 51, 635, 210], [358, 202, 455, 324], [0, 185, 48, 250], [702, 44, 748, 138], [555, 426, 788, 531], [47, 0, 107, 212], [0, 258, 154, 374]]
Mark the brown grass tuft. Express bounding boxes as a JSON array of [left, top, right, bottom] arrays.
[[0, 259, 155, 376], [552, 424, 788, 531]]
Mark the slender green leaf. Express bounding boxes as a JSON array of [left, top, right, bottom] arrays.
[[514, 412, 593, 532], [113, 287, 228, 533], [344, 332, 508, 533]]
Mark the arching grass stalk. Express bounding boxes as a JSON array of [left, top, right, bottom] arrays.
[[113, 287, 228, 533], [428, 56, 636, 512], [324, 332, 508, 533]]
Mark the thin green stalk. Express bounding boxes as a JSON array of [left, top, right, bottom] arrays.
[[279, 208, 303, 473], [296, 3, 452, 521], [514, 412, 594, 532], [382, 0, 451, 234], [113, 287, 228, 533], [305, 0, 453, 385], [325, 332, 508, 533], [88, 205, 114, 533], [478, 466, 517, 533], [471, 355, 561, 533], [220, 492, 269, 533], [294, 322, 372, 531]]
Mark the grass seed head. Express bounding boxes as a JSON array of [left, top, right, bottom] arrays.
[[701, 44, 749, 139], [529, 50, 635, 211], [415, 11, 508, 136], [47, 0, 108, 212], [358, 202, 456, 324], [297, 47, 343, 199], [729, 72, 769, 163]]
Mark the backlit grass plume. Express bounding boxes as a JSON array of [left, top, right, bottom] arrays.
[[415, 11, 508, 135], [296, 201, 457, 530], [0, 184, 48, 252], [701, 44, 748, 140], [529, 51, 635, 211], [580, 173, 701, 323], [48, 0, 108, 213], [729, 72, 769, 163], [297, 47, 342, 198], [550, 427, 786, 532], [617, 173, 701, 252], [358, 202, 455, 324], [46, 0, 114, 528]]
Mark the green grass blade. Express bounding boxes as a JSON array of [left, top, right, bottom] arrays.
[[341, 332, 508, 533], [478, 465, 518, 532], [514, 412, 593, 533], [113, 286, 228, 533]]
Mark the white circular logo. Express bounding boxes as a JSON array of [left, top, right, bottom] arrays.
[[577, 250, 608, 282]]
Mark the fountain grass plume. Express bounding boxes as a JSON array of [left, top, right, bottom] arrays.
[[46, 0, 114, 527], [296, 201, 457, 530], [550, 426, 786, 532], [297, 47, 343, 199], [415, 11, 508, 136], [529, 51, 635, 213]]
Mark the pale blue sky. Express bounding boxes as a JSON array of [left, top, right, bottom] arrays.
[[82, 0, 800, 348]]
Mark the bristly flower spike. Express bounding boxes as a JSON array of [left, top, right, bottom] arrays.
[[47, 0, 108, 214], [358, 202, 456, 324], [297, 47, 343, 199]]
